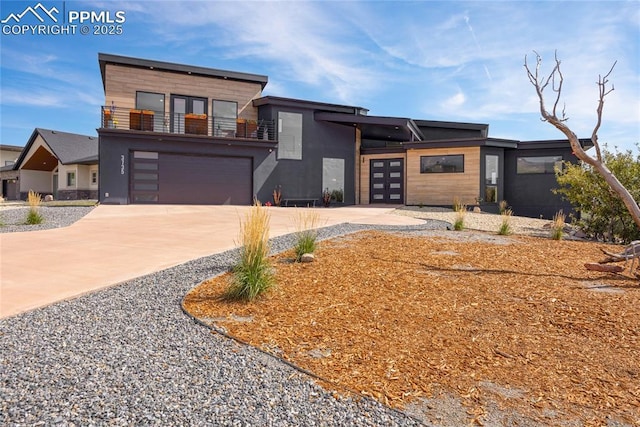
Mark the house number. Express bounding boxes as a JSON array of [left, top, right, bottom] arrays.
[[120, 155, 125, 175]]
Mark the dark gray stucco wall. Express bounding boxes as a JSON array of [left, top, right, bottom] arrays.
[[256, 105, 356, 205], [504, 147, 578, 219], [98, 130, 274, 204]]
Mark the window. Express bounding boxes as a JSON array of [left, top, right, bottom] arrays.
[[485, 154, 499, 203], [420, 155, 464, 173], [322, 158, 345, 194], [5, 160, 15, 166], [136, 91, 165, 113], [91, 171, 98, 185], [517, 156, 563, 174], [67, 172, 76, 187], [212, 100, 237, 136], [277, 112, 303, 160]]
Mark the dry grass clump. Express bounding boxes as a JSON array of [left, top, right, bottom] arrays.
[[498, 208, 513, 235], [224, 202, 274, 301], [25, 190, 44, 225], [452, 199, 467, 231], [293, 210, 321, 262], [551, 210, 566, 240]]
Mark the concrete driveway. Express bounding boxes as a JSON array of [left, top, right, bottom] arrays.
[[0, 204, 424, 318]]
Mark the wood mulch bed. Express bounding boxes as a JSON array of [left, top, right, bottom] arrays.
[[183, 230, 640, 426]]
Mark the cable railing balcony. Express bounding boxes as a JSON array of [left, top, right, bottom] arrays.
[[100, 107, 276, 141]]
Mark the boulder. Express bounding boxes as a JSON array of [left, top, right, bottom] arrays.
[[300, 253, 315, 263], [44, 194, 54, 202]]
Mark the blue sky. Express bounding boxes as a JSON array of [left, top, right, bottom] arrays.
[[1, 0, 638, 152]]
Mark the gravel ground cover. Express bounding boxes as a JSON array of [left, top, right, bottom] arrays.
[[0, 219, 448, 426], [0, 206, 95, 233]]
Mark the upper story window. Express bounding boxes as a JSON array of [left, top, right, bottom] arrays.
[[277, 112, 303, 160], [136, 91, 165, 113], [420, 155, 464, 173], [212, 100, 237, 137], [517, 156, 563, 174]]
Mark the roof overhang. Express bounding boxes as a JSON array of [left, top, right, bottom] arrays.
[[404, 137, 518, 150], [516, 138, 594, 150], [98, 53, 269, 90], [315, 112, 424, 142]]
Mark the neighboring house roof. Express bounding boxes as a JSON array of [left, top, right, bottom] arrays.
[[14, 128, 98, 170], [0, 144, 24, 152], [98, 53, 269, 90]]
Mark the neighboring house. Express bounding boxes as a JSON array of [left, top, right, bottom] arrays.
[[11, 128, 99, 200], [97, 53, 586, 219], [0, 144, 23, 199]]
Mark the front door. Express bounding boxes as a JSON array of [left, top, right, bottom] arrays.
[[370, 158, 404, 204], [52, 173, 58, 199]]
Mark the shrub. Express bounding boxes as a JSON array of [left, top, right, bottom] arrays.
[[273, 185, 282, 207], [554, 145, 639, 243], [498, 209, 513, 235], [225, 202, 274, 301], [25, 190, 44, 225], [452, 197, 464, 213], [293, 211, 321, 261], [551, 210, 565, 240], [498, 200, 509, 215], [453, 208, 466, 231], [331, 189, 344, 203]]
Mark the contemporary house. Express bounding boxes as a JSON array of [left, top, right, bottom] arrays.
[[9, 128, 99, 200], [97, 53, 584, 218]]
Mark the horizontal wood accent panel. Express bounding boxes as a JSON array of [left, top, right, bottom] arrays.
[[104, 64, 262, 119], [406, 147, 480, 206], [360, 153, 406, 205]]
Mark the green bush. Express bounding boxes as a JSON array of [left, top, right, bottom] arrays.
[[26, 209, 44, 225], [225, 202, 274, 301], [554, 145, 640, 243]]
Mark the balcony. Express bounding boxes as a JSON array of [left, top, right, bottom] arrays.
[[100, 107, 276, 141]]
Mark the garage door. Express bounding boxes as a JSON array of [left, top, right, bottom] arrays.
[[130, 151, 252, 204]]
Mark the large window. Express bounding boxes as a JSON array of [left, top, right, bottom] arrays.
[[420, 155, 464, 173], [135, 92, 165, 132], [277, 112, 303, 160], [517, 156, 563, 174], [212, 100, 237, 137], [136, 91, 165, 112]]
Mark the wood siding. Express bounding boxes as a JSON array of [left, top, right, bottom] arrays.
[[406, 147, 480, 206], [104, 64, 263, 120]]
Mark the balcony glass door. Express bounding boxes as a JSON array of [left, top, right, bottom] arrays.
[[171, 95, 207, 135]]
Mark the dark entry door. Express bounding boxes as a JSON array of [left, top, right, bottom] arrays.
[[370, 158, 404, 204]]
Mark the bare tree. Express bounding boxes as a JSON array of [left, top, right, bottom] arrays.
[[524, 51, 640, 229]]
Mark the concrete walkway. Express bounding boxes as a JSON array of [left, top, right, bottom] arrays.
[[0, 205, 424, 318]]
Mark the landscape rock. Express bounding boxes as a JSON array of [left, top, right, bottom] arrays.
[[300, 253, 315, 263], [44, 195, 54, 202], [584, 263, 624, 273]]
